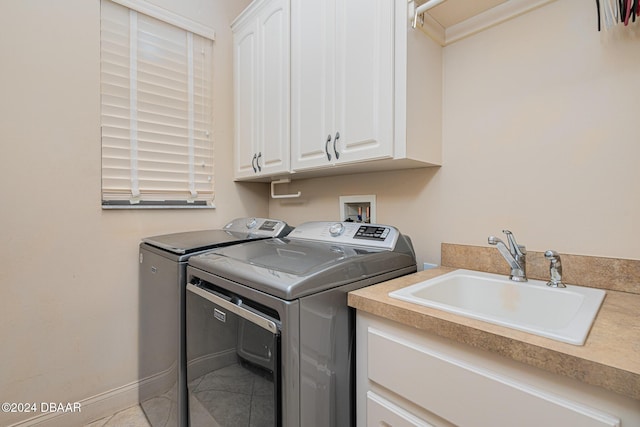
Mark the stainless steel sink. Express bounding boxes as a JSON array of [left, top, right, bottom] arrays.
[[389, 269, 606, 345]]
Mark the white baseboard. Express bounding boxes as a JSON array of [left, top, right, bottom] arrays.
[[6, 380, 142, 427], [5, 363, 177, 427], [5, 353, 228, 427]]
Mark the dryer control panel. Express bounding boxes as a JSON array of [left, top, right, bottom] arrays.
[[287, 221, 400, 249], [223, 217, 291, 237]]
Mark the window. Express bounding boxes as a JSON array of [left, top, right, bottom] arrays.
[[100, 0, 215, 208]]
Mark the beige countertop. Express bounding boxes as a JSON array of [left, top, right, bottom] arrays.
[[348, 266, 640, 401]]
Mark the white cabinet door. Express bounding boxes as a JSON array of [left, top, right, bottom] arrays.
[[234, 18, 258, 178], [290, 0, 335, 170], [291, 0, 394, 172], [256, 0, 289, 176], [234, 0, 289, 179], [333, 0, 394, 164]]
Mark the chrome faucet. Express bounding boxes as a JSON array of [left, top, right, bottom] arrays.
[[488, 230, 527, 282], [544, 250, 566, 288]]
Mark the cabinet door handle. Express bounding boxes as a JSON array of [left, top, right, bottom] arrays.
[[334, 132, 340, 160], [325, 134, 332, 161], [252, 153, 257, 173], [256, 152, 262, 172]]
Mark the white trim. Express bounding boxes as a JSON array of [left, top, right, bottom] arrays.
[[418, 12, 446, 46], [6, 380, 141, 427], [446, 0, 558, 45], [417, 0, 558, 46], [6, 364, 181, 427], [109, 0, 215, 40]]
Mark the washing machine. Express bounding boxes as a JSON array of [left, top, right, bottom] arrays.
[[185, 221, 417, 426], [138, 218, 292, 427]]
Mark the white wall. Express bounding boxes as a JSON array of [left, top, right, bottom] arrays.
[[0, 0, 260, 424], [269, 0, 640, 266]]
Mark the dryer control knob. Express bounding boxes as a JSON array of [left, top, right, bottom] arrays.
[[246, 218, 257, 229], [329, 222, 345, 237]]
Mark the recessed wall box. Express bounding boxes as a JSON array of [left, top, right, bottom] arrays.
[[339, 195, 376, 223]]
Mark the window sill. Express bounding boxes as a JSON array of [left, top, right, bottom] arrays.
[[102, 201, 216, 210]]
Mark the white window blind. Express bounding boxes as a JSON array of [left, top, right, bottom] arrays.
[[101, 0, 214, 207]]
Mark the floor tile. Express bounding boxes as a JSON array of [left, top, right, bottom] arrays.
[[84, 404, 150, 427]]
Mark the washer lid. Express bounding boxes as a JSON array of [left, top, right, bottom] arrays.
[[142, 229, 256, 254], [141, 217, 292, 254], [188, 236, 416, 300]]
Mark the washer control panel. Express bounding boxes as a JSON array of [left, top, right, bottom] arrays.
[[354, 225, 390, 241], [224, 217, 290, 237], [288, 221, 400, 249]]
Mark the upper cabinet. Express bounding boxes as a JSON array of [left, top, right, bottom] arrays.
[[290, 0, 395, 171], [290, 0, 442, 177], [233, 0, 443, 182], [233, 0, 290, 180]]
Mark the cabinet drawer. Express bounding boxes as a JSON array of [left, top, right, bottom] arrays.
[[367, 391, 433, 427], [367, 328, 620, 427]]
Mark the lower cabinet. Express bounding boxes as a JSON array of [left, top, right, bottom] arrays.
[[356, 312, 638, 427]]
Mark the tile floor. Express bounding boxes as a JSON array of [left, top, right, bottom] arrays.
[[84, 404, 151, 427], [189, 361, 274, 426], [84, 358, 274, 426]]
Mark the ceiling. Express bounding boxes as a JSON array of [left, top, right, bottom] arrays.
[[416, 0, 509, 28]]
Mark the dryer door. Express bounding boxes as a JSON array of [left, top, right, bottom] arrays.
[[186, 282, 280, 427]]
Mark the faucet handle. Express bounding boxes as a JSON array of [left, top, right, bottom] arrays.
[[487, 235, 502, 246], [544, 250, 566, 288], [502, 230, 525, 256], [544, 250, 560, 260]]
